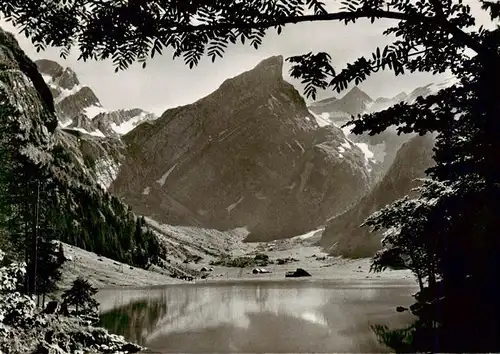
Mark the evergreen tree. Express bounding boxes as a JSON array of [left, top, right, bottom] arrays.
[[34, 238, 63, 307], [57, 242, 66, 265], [61, 277, 99, 315], [21, 176, 66, 302]]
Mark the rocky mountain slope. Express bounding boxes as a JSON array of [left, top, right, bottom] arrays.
[[111, 56, 376, 242], [0, 27, 168, 275], [309, 81, 452, 127], [36, 59, 156, 138], [309, 86, 373, 117], [53, 128, 125, 189], [309, 87, 413, 178], [309, 81, 452, 177], [319, 134, 436, 258], [35, 59, 160, 190]]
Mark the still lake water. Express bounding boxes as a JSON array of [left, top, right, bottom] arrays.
[[97, 280, 417, 353]]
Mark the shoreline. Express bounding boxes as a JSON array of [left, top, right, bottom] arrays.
[[60, 229, 416, 291], [95, 257, 417, 290], [98, 276, 418, 291]]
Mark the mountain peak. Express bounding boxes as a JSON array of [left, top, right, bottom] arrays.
[[36, 59, 80, 91], [35, 59, 64, 78], [342, 86, 372, 102], [253, 55, 284, 78], [35, 58, 156, 136], [219, 55, 285, 92], [113, 52, 372, 242], [393, 92, 407, 101]]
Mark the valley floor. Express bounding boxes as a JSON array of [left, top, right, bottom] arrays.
[[60, 225, 415, 289], [184, 231, 414, 285]]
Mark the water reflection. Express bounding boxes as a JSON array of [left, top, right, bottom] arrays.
[[98, 281, 416, 353]]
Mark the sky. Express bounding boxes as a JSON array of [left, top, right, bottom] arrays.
[[0, 0, 493, 116]]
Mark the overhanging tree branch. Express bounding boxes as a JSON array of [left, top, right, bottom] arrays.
[[145, 9, 485, 57]]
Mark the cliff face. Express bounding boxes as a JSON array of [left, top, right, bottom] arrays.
[[36, 59, 156, 138], [34, 59, 161, 190], [309, 86, 373, 117], [0, 27, 158, 267], [111, 56, 374, 241], [320, 134, 436, 257], [308, 82, 452, 180]]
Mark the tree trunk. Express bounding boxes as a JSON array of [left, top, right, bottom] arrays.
[[428, 260, 436, 289], [24, 181, 30, 294], [415, 269, 425, 292], [29, 181, 40, 296], [477, 55, 500, 187], [409, 252, 425, 292]]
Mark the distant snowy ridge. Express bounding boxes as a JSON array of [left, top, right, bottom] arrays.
[[109, 110, 156, 135], [308, 78, 455, 174], [36, 59, 157, 138], [310, 77, 457, 123], [84, 105, 108, 120]]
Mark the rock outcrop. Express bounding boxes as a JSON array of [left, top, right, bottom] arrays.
[[111, 56, 374, 241], [308, 81, 453, 179], [309, 86, 373, 117], [309, 87, 415, 176], [319, 134, 435, 258], [54, 129, 125, 189], [36, 59, 156, 137], [35, 59, 159, 190]]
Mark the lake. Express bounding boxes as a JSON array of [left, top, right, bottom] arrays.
[[97, 279, 417, 353]]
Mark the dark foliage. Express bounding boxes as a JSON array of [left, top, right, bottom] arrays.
[[57, 242, 66, 265], [62, 277, 99, 315], [55, 184, 165, 268], [31, 239, 64, 303]]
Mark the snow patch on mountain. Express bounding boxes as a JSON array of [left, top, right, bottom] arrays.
[[56, 84, 84, 104], [41, 73, 52, 83], [340, 124, 353, 136], [110, 111, 152, 135], [60, 119, 73, 128], [227, 196, 244, 214], [156, 163, 178, 186], [71, 127, 106, 138], [355, 142, 374, 160], [295, 139, 306, 153], [84, 105, 108, 120], [307, 110, 331, 127]]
